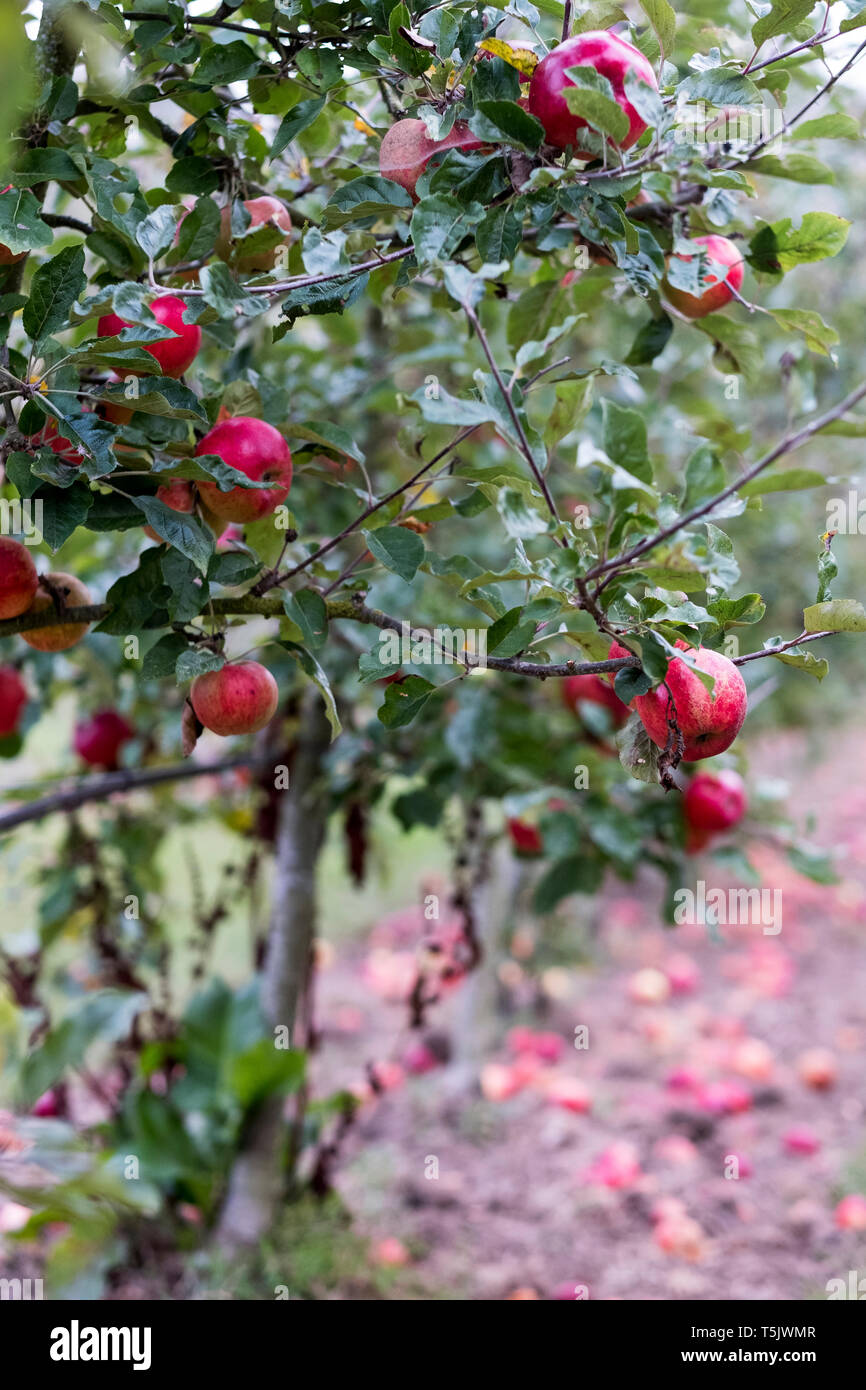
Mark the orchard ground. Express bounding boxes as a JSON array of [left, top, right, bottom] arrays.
[[2, 711, 864, 1301]]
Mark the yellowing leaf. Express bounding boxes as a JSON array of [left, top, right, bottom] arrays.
[[477, 38, 539, 78]]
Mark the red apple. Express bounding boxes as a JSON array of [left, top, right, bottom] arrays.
[[21, 572, 93, 652], [27, 414, 85, 466], [74, 709, 134, 769], [144, 479, 196, 542], [835, 1194, 866, 1230], [654, 1214, 706, 1259], [783, 1125, 820, 1156], [544, 1075, 592, 1113], [561, 672, 629, 727], [379, 118, 486, 201], [0, 185, 28, 265], [31, 1089, 62, 1117], [0, 665, 27, 736], [195, 416, 293, 524], [190, 660, 279, 736], [662, 234, 744, 319], [97, 294, 202, 379], [216, 196, 294, 271], [684, 769, 747, 833], [507, 817, 543, 856], [797, 1047, 837, 1090], [371, 1237, 410, 1268], [608, 638, 747, 761], [528, 31, 658, 154], [584, 1140, 642, 1189], [0, 538, 38, 620]]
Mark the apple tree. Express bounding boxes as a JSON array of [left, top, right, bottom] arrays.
[[0, 0, 863, 1270]]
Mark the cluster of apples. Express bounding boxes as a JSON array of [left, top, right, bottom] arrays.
[[379, 31, 745, 319], [507, 641, 748, 854]]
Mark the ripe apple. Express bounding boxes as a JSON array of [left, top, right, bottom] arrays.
[[796, 1047, 837, 1090], [627, 966, 671, 1004], [190, 660, 279, 736], [97, 294, 202, 379], [662, 234, 744, 319], [21, 572, 93, 651], [27, 414, 85, 465], [371, 1237, 410, 1268], [528, 31, 658, 154], [730, 1037, 774, 1082], [0, 537, 38, 620], [74, 709, 134, 769], [32, 1089, 62, 1117], [144, 479, 197, 542], [683, 769, 747, 833], [379, 118, 486, 201], [507, 817, 543, 856], [782, 1125, 820, 1156], [0, 665, 27, 736], [216, 196, 294, 271], [544, 1075, 592, 1114], [0, 185, 28, 265], [561, 672, 629, 728], [195, 416, 293, 523], [835, 1194, 866, 1230], [608, 638, 747, 761], [654, 1214, 706, 1260]]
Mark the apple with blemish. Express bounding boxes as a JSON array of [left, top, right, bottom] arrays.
[[21, 572, 93, 651], [195, 416, 293, 524], [379, 118, 486, 201], [0, 538, 38, 620], [190, 660, 279, 736], [608, 638, 747, 761], [662, 234, 744, 319]]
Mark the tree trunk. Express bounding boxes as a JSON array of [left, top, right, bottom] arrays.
[[216, 689, 331, 1252]]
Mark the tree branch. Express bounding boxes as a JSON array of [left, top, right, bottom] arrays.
[[0, 753, 270, 833], [586, 378, 866, 583]]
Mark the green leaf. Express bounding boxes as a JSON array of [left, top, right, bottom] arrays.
[[803, 599, 866, 633], [271, 97, 328, 158], [279, 641, 341, 739], [97, 377, 208, 422], [10, 148, 83, 185], [638, 0, 676, 55], [132, 497, 214, 573], [195, 40, 261, 85], [284, 589, 328, 649], [740, 467, 827, 497], [476, 204, 522, 262], [19, 991, 147, 1107], [497, 487, 549, 538], [377, 674, 436, 728], [176, 647, 224, 683], [601, 399, 652, 484], [765, 646, 829, 679], [749, 212, 851, 273], [679, 69, 761, 107], [410, 194, 482, 265], [625, 312, 673, 365], [22, 245, 86, 344], [474, 99, 545, 151], [695, 315, 763, 380], [141, 632, 190, 679], [749, 153, 834, 185], [289, 420, 365, 463], [0, 187, 53, 256], [752, 0, 816, 45], [562, 66, 630, 143], [362, 526, 424, 583], [37, 487, 93, 551], [766, 307, 839, 357], [794, 114, 861, 140], [533, 855, 604, 912]]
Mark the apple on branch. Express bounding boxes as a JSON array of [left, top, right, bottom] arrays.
[[195, 416, 293, 524], [528, 32, 658, 154], [97, 294, 202, 379], [608, 638, 748, 761], [190, 661, 279, 737], [379, 118, 486, 202], [662, 235, 745, 319]]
